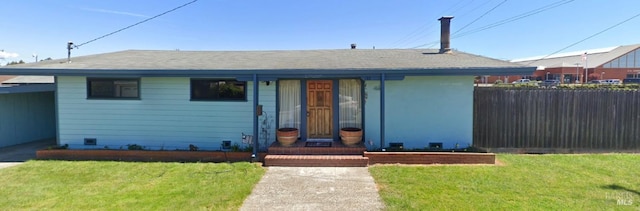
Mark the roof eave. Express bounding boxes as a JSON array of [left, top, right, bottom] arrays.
[[0, 66, 535, 77]]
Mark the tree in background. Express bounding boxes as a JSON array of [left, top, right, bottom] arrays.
[[588, 73, 601, 81], [6, 60, 25, 65]]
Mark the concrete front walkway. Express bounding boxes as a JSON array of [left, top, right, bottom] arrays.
[[240, 167, 385, 211]]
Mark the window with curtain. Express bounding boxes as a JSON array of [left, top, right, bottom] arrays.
[[339, 79, 362, 129], [278, 80, 301, 130], [190, 79, 246, 101], [87, 78, 140, 99]]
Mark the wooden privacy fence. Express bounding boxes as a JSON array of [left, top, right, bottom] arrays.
[[473, 88, 640, 150]]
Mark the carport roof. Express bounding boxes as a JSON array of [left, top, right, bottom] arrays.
[[2, 76, 54, 84], [0, 84, 55, 94]]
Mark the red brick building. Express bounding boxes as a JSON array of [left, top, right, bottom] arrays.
[[481, 44, 640, 84]]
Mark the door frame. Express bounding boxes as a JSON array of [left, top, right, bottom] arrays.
[[275, 78, 364, 142]]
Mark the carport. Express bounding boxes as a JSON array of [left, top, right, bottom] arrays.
[[0, 84, 56, 148], [0, 139, 55, 163]]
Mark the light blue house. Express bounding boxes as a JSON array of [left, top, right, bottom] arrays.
[[0, 18, 535, 155], [0, 49, 532, 152]]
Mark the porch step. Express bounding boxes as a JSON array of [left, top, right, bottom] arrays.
[[268, 141, 366, 155], [264, 155, 369, 167]]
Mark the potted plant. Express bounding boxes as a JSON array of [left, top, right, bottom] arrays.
[[340, 127, 362, 146], [276, 128, 298, 146]]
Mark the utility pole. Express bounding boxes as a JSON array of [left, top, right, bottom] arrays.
[[583, 52, 588, 83], [574, 63, 581, 84], [67, 41, 74, 63]]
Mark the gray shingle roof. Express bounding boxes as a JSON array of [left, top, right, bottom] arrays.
[[514, 44, 640, 69], [8, 49, 525, 70]]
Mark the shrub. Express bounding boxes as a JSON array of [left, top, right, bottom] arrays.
[[48, 144, 69, 150], [243, 145, 253, 152], [231, 143, 241, 152], [127, 144, 144, 150], [189, 144, 199, 151]]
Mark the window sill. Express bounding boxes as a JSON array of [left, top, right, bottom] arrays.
[[86, 97, 141, 100], [189, 99, 248, 102]]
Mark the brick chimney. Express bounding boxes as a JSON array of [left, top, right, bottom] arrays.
[[438, 16, 454, 54]]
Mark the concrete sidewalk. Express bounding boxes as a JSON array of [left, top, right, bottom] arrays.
[[0, 162, 22, 169], [240, 167, 385, 211]]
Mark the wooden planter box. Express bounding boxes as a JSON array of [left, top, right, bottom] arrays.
[[364, 151, 495, 165], [37, 149, 261, 163]]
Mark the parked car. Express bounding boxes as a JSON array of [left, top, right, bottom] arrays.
[[602, 79, 621, 85], [512, 79, 531, 84], [623, 78, 640, 84], [539, 80, 560, 88], [587, 80, 603, 84]]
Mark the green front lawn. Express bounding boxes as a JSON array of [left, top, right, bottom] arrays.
[[370, 154, 640, 210], [0, 161, 265, 210]]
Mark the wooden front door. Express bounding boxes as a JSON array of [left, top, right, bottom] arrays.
[[307, 80, 333, 138]]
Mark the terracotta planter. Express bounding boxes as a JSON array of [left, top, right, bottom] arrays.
[[340, 127, 363, 146], [277, 128, 299, 146]]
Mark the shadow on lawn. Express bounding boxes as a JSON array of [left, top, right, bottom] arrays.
[[601, 184, 640, 197]]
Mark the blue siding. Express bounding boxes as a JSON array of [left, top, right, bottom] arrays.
[[257, 82, 276, 150], [365, 76, 474, 149], [57, 75, 472, 150], [57, 77, 275, 150], [364, 80, 381, 150], [0, 92, 55, 147]]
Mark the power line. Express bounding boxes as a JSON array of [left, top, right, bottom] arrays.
[[410, 40, 440, 49], [389, 0, 474, 48], [453, 0, 573, 38], [389, 22, 438, 48], [75, 0, 198, 48], [454, 0, 495, 20], [406, 0, 501, 49], [447, 0, 476, 17], [410, 0, 574, 49], [525, 11, 640, 65], [452, 0, 507, 36]]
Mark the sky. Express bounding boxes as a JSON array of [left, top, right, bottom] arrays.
[[2, 0, 640, 65]]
